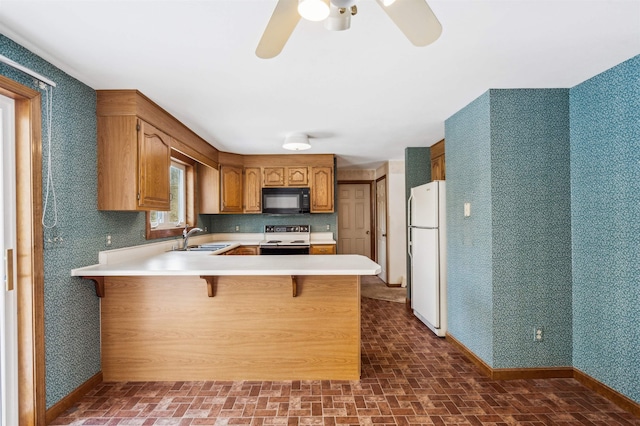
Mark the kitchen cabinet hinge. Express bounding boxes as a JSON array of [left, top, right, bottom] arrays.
[[137, 193, 140, 200], [136, 123, 140, 131]]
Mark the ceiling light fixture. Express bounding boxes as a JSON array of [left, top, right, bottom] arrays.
[[382, 0, 397, 6], [282, 133, 312, 151], [298, 0, 330, 21], [324, 4, 351, 31]]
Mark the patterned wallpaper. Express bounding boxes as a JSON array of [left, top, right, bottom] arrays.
[[0, 35, 190, 408], [404, 147, 431, 201], [445, 89, 573, 368], [570, 55, 640, 402], [443, 92, 494, 364], [489, 89, 572, 368], [445, 59, 638, 404]]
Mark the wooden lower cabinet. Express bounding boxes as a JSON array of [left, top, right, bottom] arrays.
[[225, 246, 258, 255], [100, 275, 360, 381], [310, 244, 336, 255]]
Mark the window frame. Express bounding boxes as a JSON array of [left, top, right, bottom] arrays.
[[145, 150, 196, 239]]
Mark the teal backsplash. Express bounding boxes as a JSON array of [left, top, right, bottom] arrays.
[[207, 213, 337, 235]]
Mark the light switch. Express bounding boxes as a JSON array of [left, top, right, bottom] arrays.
[[464, 202, 471, 217]]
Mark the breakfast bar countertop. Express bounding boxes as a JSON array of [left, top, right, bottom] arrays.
[[71, 252, 381, 277]]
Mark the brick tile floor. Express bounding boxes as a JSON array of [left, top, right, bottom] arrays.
[[51, 297, 639, 425]]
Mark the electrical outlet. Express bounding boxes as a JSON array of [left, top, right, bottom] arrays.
[[106, 235, 112, 247], [534, 327, 544, 342], [326, 224, 330, 230], [235, 225, 239, 232]]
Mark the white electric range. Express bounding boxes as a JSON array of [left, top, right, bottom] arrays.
[[259, 225, 310, 255]]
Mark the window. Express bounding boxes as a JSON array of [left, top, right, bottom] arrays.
[[146, 151, 196, 239], [150, 161, 186, 229]]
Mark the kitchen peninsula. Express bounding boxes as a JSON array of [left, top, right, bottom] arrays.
[[72, 245, 380, 382]]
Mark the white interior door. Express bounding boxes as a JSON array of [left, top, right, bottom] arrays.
[[0, 94, 18, 426], [337, 183, 371, 258], [376, 178, 387, 282]]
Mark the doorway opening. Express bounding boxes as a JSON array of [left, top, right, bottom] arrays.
[[0, 93, 18, 426], [0, 75, 46, 425], [375, 176, 387, 283]]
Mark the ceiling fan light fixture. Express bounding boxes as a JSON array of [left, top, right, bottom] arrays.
[[282, 133, 312, 151], [325, 4, 351, 31], [298, 0, 330, 21]]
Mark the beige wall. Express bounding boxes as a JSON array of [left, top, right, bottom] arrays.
[[336, 169, 376, 181], [338, 162, 406, 286], [383, 161, 406, 286]]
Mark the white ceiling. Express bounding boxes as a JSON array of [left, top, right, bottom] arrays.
[[1, 1, 639, 168]]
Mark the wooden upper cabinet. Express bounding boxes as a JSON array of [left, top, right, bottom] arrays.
[[311, 166, 334, 213], [96, 90, 219, 212], [138, 121, 171, 209], [263, 166, 309, 187], [287, 167, 309, 186], [197, 164, 220, 214], [263, 167, 285, 187], [97, 116, 170, 211], [220, 165, 243, 213], [431, 156, 445, 181], [430, 139, 445, 181], [244, 167, 262, 213]]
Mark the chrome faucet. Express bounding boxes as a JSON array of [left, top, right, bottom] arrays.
[[182, 226, 203, 250]]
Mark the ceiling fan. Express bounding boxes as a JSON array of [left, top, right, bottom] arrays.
[[255, 0, 442, 59]]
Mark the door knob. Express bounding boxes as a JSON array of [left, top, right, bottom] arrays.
[[382, 233, 386, 237], [366, 230, 370, 235]]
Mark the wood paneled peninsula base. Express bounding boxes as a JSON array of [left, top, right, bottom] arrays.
[[73, 253, 380, 382]]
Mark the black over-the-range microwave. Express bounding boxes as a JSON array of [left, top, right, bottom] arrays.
[[261, 187, 310, 215]]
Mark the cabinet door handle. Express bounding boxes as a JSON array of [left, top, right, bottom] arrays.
[[5, 249, 14, 291]]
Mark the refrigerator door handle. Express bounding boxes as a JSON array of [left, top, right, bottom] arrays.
[[407, 193, 414, 228]]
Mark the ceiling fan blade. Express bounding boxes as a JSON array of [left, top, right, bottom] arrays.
[[256, 0, 302, 59], [375, 0, 442, 47]]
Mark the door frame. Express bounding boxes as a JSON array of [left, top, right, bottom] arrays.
[[0, 75, 46, 425], [337, 180, 375, 261], [374, 175, 388, 283]]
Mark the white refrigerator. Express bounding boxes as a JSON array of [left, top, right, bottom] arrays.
[[408, 181, 447, 337]]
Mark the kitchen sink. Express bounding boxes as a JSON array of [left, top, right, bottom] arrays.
[[175, 243, 232, 252]]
